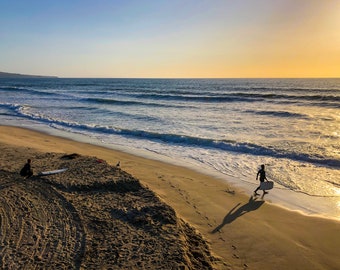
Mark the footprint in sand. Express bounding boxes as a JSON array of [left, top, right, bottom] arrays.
[[219, 237, 225, 242]]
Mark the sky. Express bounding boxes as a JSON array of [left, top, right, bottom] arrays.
[[0, 0, 339, 78]]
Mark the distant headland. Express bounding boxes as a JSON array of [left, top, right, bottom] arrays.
[[0, 71, 58, 78]]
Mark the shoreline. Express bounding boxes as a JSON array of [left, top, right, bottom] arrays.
[[5, 121, 339, 220], [1, 125, 340, 269]]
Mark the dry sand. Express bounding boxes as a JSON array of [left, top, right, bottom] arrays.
[[0, 126, 339, 270]]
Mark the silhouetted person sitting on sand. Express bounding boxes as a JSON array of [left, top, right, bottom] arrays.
[[20, 159, 33, 178], [254, 164, 267, 196]]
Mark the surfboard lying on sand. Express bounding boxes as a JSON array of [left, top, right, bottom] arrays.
[[37, 168, 68, 176], [259, 181, 274, 190]]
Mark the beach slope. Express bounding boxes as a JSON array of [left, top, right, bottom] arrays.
[[0, 142, 219, 269], [0, 126, 339, 270]]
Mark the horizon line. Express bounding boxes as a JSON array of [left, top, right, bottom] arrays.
[[58, 76, 340, 79], [1, 71, 339, 80]]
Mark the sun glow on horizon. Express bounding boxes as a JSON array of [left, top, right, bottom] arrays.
[[0, 0, 339, 78]]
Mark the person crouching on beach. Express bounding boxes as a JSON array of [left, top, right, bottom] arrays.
[[254, 164, 267, 196], [20, 159, 33, 178]]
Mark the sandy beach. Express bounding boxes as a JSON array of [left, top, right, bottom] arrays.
[[0, 125, 339, 269]]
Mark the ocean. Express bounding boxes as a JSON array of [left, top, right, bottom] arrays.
[[1, 78, 339, 219]]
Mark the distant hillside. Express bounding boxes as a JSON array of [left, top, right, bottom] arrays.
[[0, 71, 58, 78]]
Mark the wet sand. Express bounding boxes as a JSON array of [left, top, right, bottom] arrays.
[[0, 126, 339, 269]]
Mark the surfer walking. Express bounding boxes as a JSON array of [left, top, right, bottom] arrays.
[[254, 164, 268, 196], [20, 159, 33, 178]]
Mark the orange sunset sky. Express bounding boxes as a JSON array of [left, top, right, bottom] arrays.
[[0, 0, 339, 78]]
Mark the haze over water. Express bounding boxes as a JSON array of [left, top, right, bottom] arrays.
[[1, 78, 339, 218]]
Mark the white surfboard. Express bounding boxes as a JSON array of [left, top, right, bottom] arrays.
[[38, 168, 68, 176], [259, 181, 274, 190]]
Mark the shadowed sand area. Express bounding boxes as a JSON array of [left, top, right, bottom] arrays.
[[0, 126, 339, 269]]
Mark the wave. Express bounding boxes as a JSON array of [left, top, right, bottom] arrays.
[[0, 102, 107, 114], [69, 85, 339, 98], [82, 97, 183, 108], [132, 93, 260, 103], [245, 110, 310, 119], [3, 102, 338, 169], [237, 86, 340, 93], [2, 83, 339, 109], [56, 126, 340, 169], [0, 103, 163, 125], [236, 92, 340, 102], [124, 92, 340, 106], [0, 103, 23, 114], [0, 86, 61, 97]]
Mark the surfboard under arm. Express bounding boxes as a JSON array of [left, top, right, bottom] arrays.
[[259, 181, 274, 190]]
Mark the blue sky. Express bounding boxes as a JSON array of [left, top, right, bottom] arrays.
[[1, 0, 339, 78]]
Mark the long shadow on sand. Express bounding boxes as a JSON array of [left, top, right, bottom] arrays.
[[212, 196, 265, 233]]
